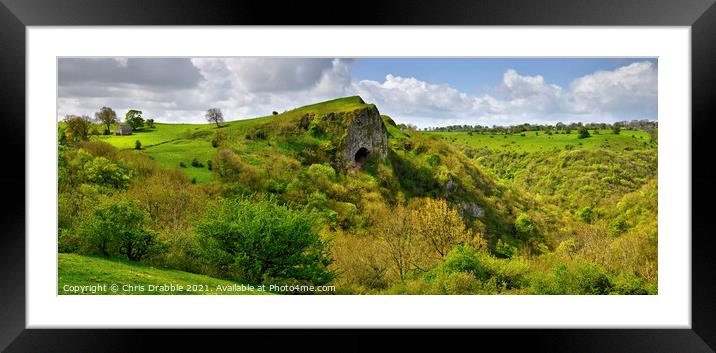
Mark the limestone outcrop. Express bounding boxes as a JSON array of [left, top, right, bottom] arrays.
[[338, 105, 388, 169], [302, 100, 388, 170]]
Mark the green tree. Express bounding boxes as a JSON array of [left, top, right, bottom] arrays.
[[514, 214, 536, 240], [125, 109, 145, 130], [94, 106, 117, 135], [577, 127, 591, 139], [58, 126, 67, 145], [82, 156, 134, 189], [409, 198, 479, 262], [197, 197, 335, 285], [373, 203, 416, 279], [63, 115, 93, 144], [611, 124, 621, 135], [146, 118, 155, 128], [80, 199, 157, 261]]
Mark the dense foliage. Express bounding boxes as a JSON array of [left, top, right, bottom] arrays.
[[197, 196, 335, 286], [58, 97, 658, 295]]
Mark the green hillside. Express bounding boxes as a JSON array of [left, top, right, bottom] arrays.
[[58, 96, 658, 295], [59, 253, 266, 295], [91, 97, 377, 184]]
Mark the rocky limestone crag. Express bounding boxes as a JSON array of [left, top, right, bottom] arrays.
[[301, 101, 388, 170], [338, 105, 388, 169]]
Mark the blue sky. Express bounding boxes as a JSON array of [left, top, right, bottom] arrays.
[[58, 57, 658, 127], [352, 58, 657, 97]]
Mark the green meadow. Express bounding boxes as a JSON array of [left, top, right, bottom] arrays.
[[91, 97, 373, 183], [59, 253, 265, 295], [427, 130, 653, 153]]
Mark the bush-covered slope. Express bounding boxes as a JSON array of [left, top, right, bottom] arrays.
[[58, 96, 658, 295]]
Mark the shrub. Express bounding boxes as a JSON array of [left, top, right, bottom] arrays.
[[191, 158, 204, 168], [207, 160, 213, 170], [425, 154, 440, 166], [118, 150, 159, 177], [135, 140, 142, 150], [495, 239, 517, 258], [331, 231, 391, 292], [79, 140, 117, 159], [82, 156, 134, 189], [514, 214, 536, 240], [611, 271, 653, 294], [179, 161, 187, 168], [211, 131, 226, 148], [213, 149, 263, 189], [79, 199, 157, 261], [609, 216, 629, 236], [145, 230, 202, 273], [63, 115, 93, 144], [529, 261, 613, 294], [128, 168, 204, 231], [197, 196, 335, 285], [577, 206, 594, 223], [427, 245, 530, 292], [272, 111, 279, 115], [577, 127, 591, 139]]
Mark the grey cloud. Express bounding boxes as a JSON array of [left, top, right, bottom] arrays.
[[58, 58, 204, 89], [221, 58, 334, 92]]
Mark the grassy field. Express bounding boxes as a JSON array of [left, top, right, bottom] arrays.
[[427, 130, 654, 152], [58, 253, 266, 295], [91, 96, 375, 184], [143, 139, 216, 183], [95, 123, 215, 149]]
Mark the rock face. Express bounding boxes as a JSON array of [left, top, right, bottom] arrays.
[[459, 201, 485, 218], [338, 105, 388, 169]]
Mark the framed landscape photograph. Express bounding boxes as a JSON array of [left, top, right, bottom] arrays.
[[3, 0, 716, 351], [52, 55, 662, 298]]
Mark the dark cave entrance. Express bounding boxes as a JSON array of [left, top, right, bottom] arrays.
[[354, 147, 370, 164]]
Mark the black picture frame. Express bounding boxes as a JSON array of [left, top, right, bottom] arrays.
[[1, 0, 715, 352]]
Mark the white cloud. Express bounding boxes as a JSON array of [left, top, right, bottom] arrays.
[[352, 74, 475, 118], [57, 59, 657, 127], [568, 61, 657, 117], [351, 62, 657, 127]]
